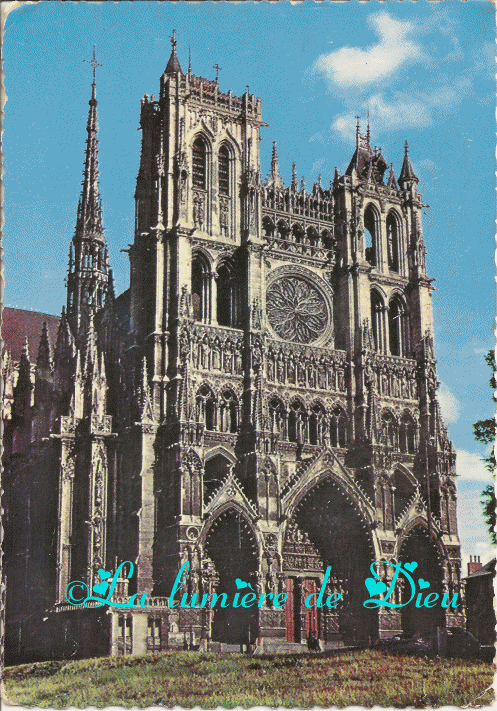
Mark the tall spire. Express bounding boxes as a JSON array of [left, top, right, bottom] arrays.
[[77, 46, 104, 243], [67, 47, 111, 342], [165, 29, 183, 74], [399, 140, 419, 187]]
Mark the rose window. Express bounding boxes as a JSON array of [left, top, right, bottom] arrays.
[[266, 277, 328, 344]]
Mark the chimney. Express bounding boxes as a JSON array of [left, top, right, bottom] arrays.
[[467, 555, 483, 576]]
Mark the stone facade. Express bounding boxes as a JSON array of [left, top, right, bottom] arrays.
[[3, 38, 464, 663]]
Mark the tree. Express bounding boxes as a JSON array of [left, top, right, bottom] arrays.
[[472, 351, 496, 545]]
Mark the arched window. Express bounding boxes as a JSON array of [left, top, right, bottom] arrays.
[[292, 223, 305, 244], [192, 136, 207, 189], [309, 403, 325, 445], [371, 290, 386, 353], [218, 145, 230, 196], [288, 401, 306, 443], [330, 406, 347, 448], [196, 384, 216, 431], [399, 413, 416, 453], [262, 216, 275, 238], [269, 397, 286, 436], [386, 212, 400, 273], [216, 260, 240, 328], [307, 227, 318, 247], [364, 204, 380, 267], [389, 296, 410, 357], [277, 220, 289, 240], [192, 253, 211, 322], [382, 411, 396, 448], [220, 390, 238, 433]]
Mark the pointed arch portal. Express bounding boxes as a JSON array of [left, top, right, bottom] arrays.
[[205, 509, 259, 645], [400, 526, 445, 636], [284, 478, 378, 645]]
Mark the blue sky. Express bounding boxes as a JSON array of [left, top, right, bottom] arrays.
[[4, 2, 495, 567]]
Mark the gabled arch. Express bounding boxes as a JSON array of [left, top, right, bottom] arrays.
[[205, 445, 237, 466]]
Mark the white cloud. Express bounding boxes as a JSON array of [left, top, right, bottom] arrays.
[[456, 449, 493, 483], [437, 383, 460, 424], [313, 12, 424, 87]]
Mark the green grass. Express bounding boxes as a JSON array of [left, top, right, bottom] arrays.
[[2, 650, 494, 708]]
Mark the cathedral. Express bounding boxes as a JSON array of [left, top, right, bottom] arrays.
[[3, 37, 464, 664]]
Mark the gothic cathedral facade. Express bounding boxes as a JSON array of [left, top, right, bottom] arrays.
[[3, 39, 464, 663]]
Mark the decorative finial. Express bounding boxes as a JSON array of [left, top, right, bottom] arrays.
[[188, 47, 192, 74], [355, 115, 360, 148], [405, 140, 409, 156], [213, 63, 222, 83], [246, 85, 250, 95], [171, 29, 177, 53], [366, 109, 370, 144], [84, 45, 102, 89]]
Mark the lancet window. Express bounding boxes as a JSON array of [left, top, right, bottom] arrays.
[[196, 384, 216, 431], [399, 413, 416, 453], [288, 401, 306, 443], [192, 136, 207, 189], [386, 212, 401, 273], [364, 204, 380, 268], [309, 403, 326, 445], [269, 397, 286, 438], [330, 406, 347, 448], [389, 296, 410, 357], [216, 259, 241, 328], [218, 145, 230, 196], [192, 253, 211, 323], [220, 390, 238, 433], [371, 290, 387, 353], [382, 411, 397, 448]]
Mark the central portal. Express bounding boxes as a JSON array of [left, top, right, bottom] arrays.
[[205, 509, 259, 645], [285, 477, 378, 645]]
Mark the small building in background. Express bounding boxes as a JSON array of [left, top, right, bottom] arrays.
[[464, 556, 495, 646]]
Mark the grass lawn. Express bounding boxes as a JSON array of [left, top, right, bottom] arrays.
[[2, 649, 494, 708]]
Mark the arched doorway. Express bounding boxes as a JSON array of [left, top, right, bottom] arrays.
[[204, 509, 259, 645], [285, 478, 377, 645], [399, 525, 445, 636]]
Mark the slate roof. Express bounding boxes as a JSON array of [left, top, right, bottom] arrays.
[[464, 558, 496, 579], [2, 307, 60, 362]]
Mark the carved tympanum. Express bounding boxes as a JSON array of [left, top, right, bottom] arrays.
[[266, 277, 327, 344]]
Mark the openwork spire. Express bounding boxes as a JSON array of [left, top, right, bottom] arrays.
[[76, 47, 104, 243], [67, 47, 111, 342]]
